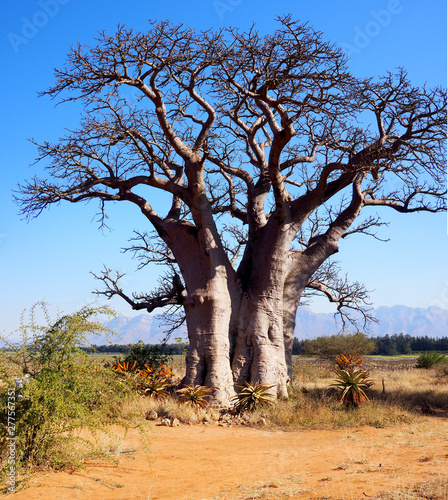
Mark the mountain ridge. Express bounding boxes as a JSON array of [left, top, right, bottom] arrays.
[[102, 305, 448, 344]]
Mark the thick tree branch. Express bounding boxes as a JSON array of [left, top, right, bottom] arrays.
[[92, 266, 187, 313]]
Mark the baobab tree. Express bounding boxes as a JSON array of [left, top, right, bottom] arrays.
[[18, 17, 446, 404]]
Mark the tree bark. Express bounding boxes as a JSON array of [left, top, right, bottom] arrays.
[[283, 262, 320, 383], [232, 220, 297, 398], [161, 214, 240, 405], [183, 287, 237, 404]]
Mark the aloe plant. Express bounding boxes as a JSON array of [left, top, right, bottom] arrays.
[[176, 385, 211, 408], [144, 379, 170, 400], [335, 352, 364, 370], [330, 367, 373, 408], [231, 382, 276, 413]]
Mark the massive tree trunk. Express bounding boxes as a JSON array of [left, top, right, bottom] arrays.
[[161, 200, 241, 405], [283, 236, 338, 380], [232, 220, 297, 398], [282, 256, 324, 383], [174, 254, 240, 404], [182, 284, 238, 404], [283, 264, 309, 384]]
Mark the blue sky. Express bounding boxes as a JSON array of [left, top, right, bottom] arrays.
[[0, 0, 447, 335]]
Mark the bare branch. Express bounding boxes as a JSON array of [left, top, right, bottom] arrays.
[[304, 261, 377, 331], [92, 266, 187, 313]]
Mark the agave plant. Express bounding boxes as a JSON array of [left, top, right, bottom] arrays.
[[176, 385, 211, 408], [330, 367, 374, 408], [231, 382, 276, 413]]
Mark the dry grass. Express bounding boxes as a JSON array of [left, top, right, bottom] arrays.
[[254, 392, 415, 431], [122, 391, 218, 425], [370, 368, 448, 410], [283, 359, 448, 428], [199, 473, 309, 499], [200, 478, 448, 500], [367, 477, 448, 500], [121, 357, 448, 432], [40, 429, 125, 470]]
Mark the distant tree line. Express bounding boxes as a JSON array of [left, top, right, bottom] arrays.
[[372, 334, 448, 356], [81, 342, 187, 356], [77, 333, 448, 358], [292, 333, 448, 356]]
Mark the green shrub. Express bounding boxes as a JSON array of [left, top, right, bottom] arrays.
[[416, 351, 447, 369], [0, 304, 145, 475], [303, 332, 375, 361], [119, 340, 172, 371]]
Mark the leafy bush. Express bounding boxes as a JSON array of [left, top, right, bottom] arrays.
[[303, 332, 375, 360], [416, 351, 447, 369], [119, 340, 172, 371], [231, 382, 276, 413], [0, 304, 145, 474]]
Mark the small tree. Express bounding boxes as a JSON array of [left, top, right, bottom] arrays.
[[0, 304, 144, 472], [120, 340, 172, 371]]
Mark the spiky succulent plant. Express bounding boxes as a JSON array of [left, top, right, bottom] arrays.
[[231, 382, 276, 413], [176, 385, 211, 408], [330, 367, 373, 408]]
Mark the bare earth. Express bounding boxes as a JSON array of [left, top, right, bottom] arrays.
[[9, 418, 448, 500]]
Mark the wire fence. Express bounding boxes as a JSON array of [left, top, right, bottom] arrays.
[[293, 356, 418, 372]]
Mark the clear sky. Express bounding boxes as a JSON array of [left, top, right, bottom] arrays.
[[0, 0, 447, 335]]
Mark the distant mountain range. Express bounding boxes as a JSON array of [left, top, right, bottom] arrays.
[[295, 305, 448, 339], [102, 305, 448, 345]]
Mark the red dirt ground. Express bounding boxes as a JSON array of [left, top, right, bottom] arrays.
[[7, 417, 448, 500]]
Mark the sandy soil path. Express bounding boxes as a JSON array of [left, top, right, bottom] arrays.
[[7, 418, 448, 499]]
